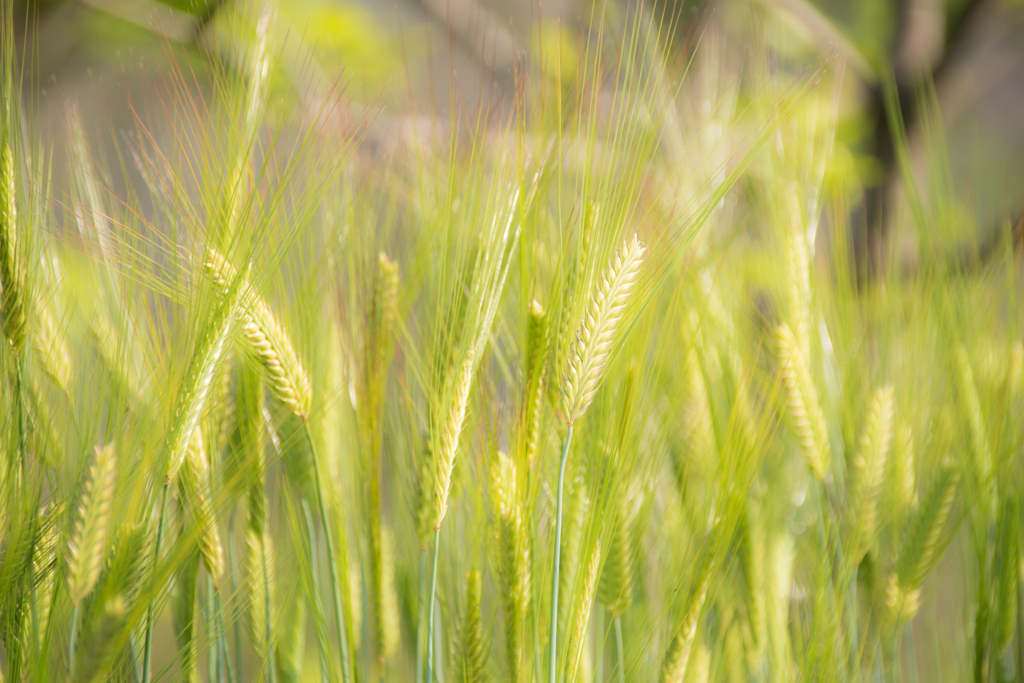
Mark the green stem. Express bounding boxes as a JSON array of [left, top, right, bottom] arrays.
[[15, 356, 25, 483], [613, 615, 624, 683], [415, 548, 427, 683], [68, 604, 80, 676], [425, 528, 441, 683], [549, 425, 574, 683], [228, 508, 243, 683], [142, 482, 170, 683], [304, 424, 352, 683], [262, 519, 276, 683], [594, 609, 603, 683], [207, 574, 217, 683], [214, 590, 230, 683], [303, 497, 330, 683]]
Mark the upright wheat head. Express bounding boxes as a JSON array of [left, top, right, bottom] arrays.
[[562, 234, 645, 425]]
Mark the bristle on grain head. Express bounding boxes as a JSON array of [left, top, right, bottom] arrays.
[[67, 443, 117, 606], [562, 234, 645, 425]]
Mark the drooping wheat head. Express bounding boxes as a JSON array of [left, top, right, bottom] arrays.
[[66, 444, 117, 606], [562, 234, 646, 426], [206, 248, 312, 421]]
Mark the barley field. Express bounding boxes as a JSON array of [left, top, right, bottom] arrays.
[[0, 1, 1022, 683]]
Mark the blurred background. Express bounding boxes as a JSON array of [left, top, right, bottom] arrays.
[[8, 0, 1024, 275]]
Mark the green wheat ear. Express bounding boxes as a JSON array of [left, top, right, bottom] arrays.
[[886, 465, 960, 625], [559, 478, 590, 631], [433, 350, 476, 529], [73, 595, 126, 683], [775, 323, 830, 482], [565, 540, 601, 683], [562, 234, 645, 426], [887, 422, 917, 515], [206, 248, 312, 421], [66, 444, 117, 606], [523, 298, 548, 469], [491, 451, 530, 682], [246, 528, 274, 656], [599, 497, 636, 617], [178, 432, 225, 582], [660, 572, 711, 683], [365, 250, 399, 410], [33, 294, 70, 393], [846, 385, 894, 563], [0, 143, 25, 355], [455, 570, 485, 683]]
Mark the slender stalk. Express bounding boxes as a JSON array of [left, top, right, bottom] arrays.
[[14, 356, 26, 486], [142, 482, 170, 683], [595, 608, 604, 683], [130, 632, 143, 683], [228, 508, 243, 683], [415, 548, 427, 683], [68, 604, 80, 676], [303, 498, 330, 683], [207, 574, 217, 683], [549, 425, 574, 683], [425, 528, 441, 683], [304, 425, 352, 683], [214, 591, 230, 683], [262, 523, 276, 683], [613, 615, 624, 683]]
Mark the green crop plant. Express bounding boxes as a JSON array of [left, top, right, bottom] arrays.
[[0, 1, 1021, 682]]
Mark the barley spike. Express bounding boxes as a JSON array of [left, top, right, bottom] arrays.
[[565, 541, 601, 683], [433, 349, 475, 529], [846, 385, 894, 562], [776, 323, 830, 481], [562, 234, 645, 425], [66, 444, 117, 605]]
